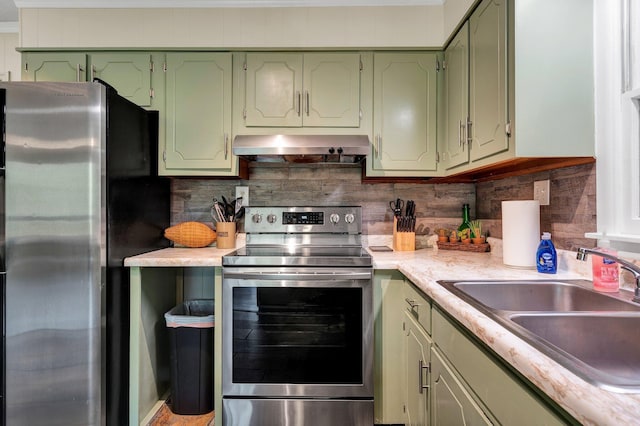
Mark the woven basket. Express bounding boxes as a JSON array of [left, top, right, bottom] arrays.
[[164, 222, 217, 248], [437, 241, 490, 252]]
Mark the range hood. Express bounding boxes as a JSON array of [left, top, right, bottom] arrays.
[[233, 135, 370, 163]]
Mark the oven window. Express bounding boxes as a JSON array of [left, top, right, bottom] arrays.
[[232, 287, 363, 384]]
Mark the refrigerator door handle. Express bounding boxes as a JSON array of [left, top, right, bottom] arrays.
[[0, 88, 5, 169]]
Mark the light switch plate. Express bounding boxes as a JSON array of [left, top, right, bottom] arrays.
[[235, 186, 249, 207], [533, 180, 550, 206]]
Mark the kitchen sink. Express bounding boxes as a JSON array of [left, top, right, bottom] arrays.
[[444, 280, 640, 312], [437, 279, 640, 392], [509, 313, 640, 392]]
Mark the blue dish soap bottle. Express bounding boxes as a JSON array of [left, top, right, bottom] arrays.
[[536, 232, 557, 274]]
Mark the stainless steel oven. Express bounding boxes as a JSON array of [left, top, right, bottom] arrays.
[[222, 206, 373, 426]]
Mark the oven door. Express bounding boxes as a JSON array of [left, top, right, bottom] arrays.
[[222, 267, 373, 399]]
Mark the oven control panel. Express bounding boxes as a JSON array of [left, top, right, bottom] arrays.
[[282, 212, 324, 225], [245, 206, 362, 234]]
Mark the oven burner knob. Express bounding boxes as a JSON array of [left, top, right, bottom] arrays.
[[344, 213, 355, 224], [267, 214, 277, 224], [329, 213, 340, 224], [252, 213, 263, 223]]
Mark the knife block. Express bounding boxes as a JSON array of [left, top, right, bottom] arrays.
[[393, 217, 415, 251]]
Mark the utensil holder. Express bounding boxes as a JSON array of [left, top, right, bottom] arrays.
[[215, 222, 236, 249], [393, 217, 415, 251]]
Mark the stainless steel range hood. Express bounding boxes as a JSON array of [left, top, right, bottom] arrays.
[[233, 135, 370, 163]]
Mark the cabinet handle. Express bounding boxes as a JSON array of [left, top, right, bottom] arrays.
[[377, 134, 382, 159], [90, 65, 95, 82], [419, 360, 430, 394], [405, 297, 420, 309], [466, 119, 472, 146], [296, 91, 301, 116], [224, 133, 229, 159], [76, 64, 84, 82], [305, 90, 310, 116], [458, 120, 463, 147]]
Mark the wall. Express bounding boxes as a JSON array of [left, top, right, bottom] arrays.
[[170, 162, 597, 251], [171, 163, 475, 246], [0, 32, 20, 81], [19, 7, 445, 49], [476, 162, 596, 251]]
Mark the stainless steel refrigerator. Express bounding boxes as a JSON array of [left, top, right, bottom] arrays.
[[0, 81, 171, 425]]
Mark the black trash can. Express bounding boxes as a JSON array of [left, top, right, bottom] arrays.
[[164, 299, 215, 415]]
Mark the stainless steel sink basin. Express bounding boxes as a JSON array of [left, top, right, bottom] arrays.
[[446, 280, 640, 312], [436, 279, 640, 392], [510, 313, 640, 392]]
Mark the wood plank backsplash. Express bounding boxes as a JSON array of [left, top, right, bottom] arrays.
[[171, 162, 596, 251]]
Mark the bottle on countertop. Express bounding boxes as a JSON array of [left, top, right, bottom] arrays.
[[457, 203, 475, 238], [592, 241, 619, 292], [536, 232, 557, 274]]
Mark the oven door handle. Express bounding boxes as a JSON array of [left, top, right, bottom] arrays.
[[223, 269, 372, 281]]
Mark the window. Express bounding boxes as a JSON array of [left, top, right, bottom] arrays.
[[591, 0, 640, 249]]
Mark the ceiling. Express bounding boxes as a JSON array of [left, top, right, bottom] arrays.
[[0, 0, 444, 23]]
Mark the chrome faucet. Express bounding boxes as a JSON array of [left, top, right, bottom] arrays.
[[577, 247, 640, 302]]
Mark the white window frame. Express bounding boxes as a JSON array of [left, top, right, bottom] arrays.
[[589, 0, 640, 250]]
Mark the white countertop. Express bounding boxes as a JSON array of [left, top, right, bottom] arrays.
[[125, 235, 640, 425]]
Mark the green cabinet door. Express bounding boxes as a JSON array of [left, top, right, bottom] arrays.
[[89, 53, 153, 107], [443, 23, 470, 170], [430, 348, 493, 426], [404, 311, 432, 426], [469, 0, 509, 162], [369, 53, 439, 176], [245, 53, 303, 127], [373, 271, 408, 424], [303, 53, 361, 127], [164, 52, 233, 172], [22, 52, 87, 82]]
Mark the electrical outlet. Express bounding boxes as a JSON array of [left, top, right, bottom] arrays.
[[533, 180, 550, 206], [235, 186, 249, 207]]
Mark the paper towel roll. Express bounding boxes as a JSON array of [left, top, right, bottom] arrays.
[[502, 200, 540, 268]]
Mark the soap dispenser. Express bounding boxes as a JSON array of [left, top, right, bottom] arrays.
[[536, 232, 557, 274]]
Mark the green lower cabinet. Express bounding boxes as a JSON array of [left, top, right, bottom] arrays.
[[404, 311, 432, 426], [432, 307, 573, 425], [431, 347, 492, 425], [374, 271, 408, 424]]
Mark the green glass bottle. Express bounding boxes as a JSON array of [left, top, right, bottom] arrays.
[[457, 204, 475, 238]]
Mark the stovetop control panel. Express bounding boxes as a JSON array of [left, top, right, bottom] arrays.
[[245, 206, 362, 234]]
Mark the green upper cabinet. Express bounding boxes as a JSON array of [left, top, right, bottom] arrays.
[[468, 0, 509, 163], [367, 52, 439, 177], [443, 0, 508, 172], [162, 52, 235, 175], [441, 0, 593, 175], [22, 51, 156, 108], [22, 52, 87, 82], [442, 25, 470, 171], [244, 52, 361, 128], [89, 53, 153, 107]]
